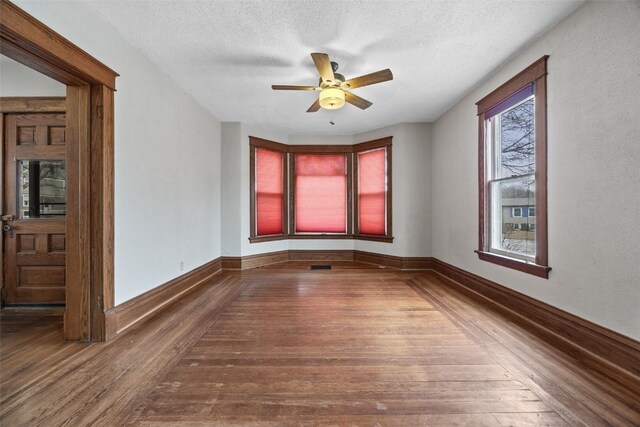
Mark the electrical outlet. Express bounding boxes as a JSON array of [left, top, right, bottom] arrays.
[[179, 261, 184, 271]]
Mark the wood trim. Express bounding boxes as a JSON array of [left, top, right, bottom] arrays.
[[289, 250, 354, 262], [476, 56, 549, 277], [89, 85, 115, 340], [238, 251, 289, 269], [248, 234, 287, 243], [0, 97, 65, 113], [431, 258, 640, 382], [0, 2, 118, 341], [248, 136, 288, 152], [353, 136, 392, 152], [353, 234, 395, 243], [534, 74, 548, 267], [220, 256, 241, 270], [0, 0, 119, 89], [475, 250, 551, 279], [64, 85, 91, 341], [287, 234, 353, 239], [476, 56, 548, 114], [288, 144, 353, 153], [110, 258, 223, 335]]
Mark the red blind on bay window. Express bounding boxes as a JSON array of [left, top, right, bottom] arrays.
[[295, 154, 347, 233], [358, 148, 386, 235], [256, 148, 283, 235]]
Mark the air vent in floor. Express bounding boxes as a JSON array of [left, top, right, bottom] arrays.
[[310, 265, 332, 270]]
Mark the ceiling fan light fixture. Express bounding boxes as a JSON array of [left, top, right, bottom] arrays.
[[319, 88, 345, 110]]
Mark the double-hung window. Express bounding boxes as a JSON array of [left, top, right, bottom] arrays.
[[292, 153, 349, 235], [354, 138, 393, 241], [476, 56, 550, 278], [249, 138, 287, 242]]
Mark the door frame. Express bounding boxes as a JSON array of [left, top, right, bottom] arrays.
[[1, 0, 118, 341]]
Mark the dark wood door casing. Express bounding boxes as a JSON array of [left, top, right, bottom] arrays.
[[1, 0, 118, 341]]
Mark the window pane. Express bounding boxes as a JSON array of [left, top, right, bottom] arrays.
[[498, 97, 535, 177], [295, 154, 346, 233], [19, 160, 66, 219], [256, 148, 283, 235], [358, 148, 386, 235], [491, 179, 536, 257]]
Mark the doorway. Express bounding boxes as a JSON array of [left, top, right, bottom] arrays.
[[2, 97, 67, 306], [0, 1, 118, 341]]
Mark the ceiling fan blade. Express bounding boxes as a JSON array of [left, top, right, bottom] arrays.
[[311, 53, 335, 82], [306, 98, 321, 113], [343, 69, 393, 89], [272, 85, 319, 91], [345, 91, 373, 110]]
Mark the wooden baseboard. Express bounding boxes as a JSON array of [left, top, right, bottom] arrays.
[[430, 258, 640, 382], [106, 258, 222, 337], [289, 250, 354, 262]]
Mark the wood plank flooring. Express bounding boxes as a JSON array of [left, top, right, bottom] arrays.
[[1, 262, 639, 426]]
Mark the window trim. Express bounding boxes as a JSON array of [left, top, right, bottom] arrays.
[[249, 137, 288, 243], [353, 137, 394, 243], [248, 137, 393, 243], [475, 56, 551, 278]]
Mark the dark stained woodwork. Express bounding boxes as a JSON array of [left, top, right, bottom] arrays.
[[3, 263, 636, 425], [89, 84, 115, 341], [0, 0, 119, 89], [64, 85, 91, 341], [3, 111, 67, 304], [0, 0, 118, 340], [0, 97, 65, 113]]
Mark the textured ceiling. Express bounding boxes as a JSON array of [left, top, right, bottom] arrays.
[[86, 0, 583, 135]]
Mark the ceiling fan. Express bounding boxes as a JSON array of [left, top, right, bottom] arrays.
[[272, 53, 393, 112]]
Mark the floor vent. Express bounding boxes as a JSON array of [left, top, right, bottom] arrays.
[[310, 265, 332, 270]]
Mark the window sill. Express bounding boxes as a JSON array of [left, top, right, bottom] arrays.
[[249, 234, 287, 243], [475, 250, 551, 279], [288, 234, 353, 240], [249, 234, 395, 243]]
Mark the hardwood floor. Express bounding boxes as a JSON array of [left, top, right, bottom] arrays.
[[1, 262, 638, 426]]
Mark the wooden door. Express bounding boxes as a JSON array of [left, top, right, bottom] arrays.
[[2, 113, 66, 305]]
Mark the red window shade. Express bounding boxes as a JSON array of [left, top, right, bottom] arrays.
[[358, 148, 386, 235], [256, 148, 283, 235], [295, 154, 347, 233]]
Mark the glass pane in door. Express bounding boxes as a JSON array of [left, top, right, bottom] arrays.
[[18, 160, 66, 218]]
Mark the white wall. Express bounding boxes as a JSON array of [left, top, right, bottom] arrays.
[[355, 123, 432, 258], [431, 1, 640, 340], [14, 1, 223, 305], [0, 56, 66, 96]]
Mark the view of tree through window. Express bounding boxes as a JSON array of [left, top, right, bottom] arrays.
[[489, 90, 536, 258]]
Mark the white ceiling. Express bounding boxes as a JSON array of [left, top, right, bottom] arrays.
[[86, 0, 583, 135]]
